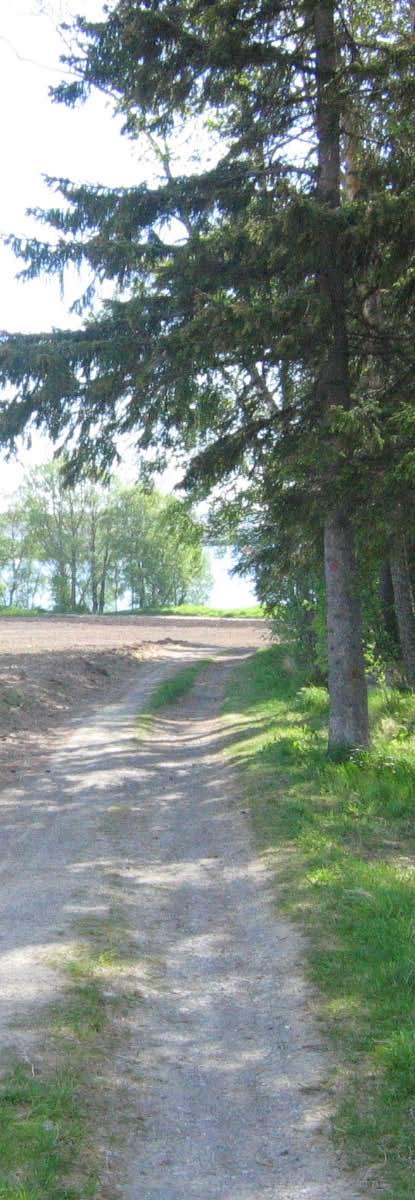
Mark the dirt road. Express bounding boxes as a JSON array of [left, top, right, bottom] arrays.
[[0, 614, 267, 778], [0, 622, 362, 1198]]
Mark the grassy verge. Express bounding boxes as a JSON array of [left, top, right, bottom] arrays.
[[224, 644, 415, 1200], [0, 911, 139, 1199], [0, 604, 267, 620], [110, 604, 266, 619], [0, 606, 46, 618]]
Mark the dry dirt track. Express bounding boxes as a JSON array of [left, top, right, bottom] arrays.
[[0, 615, 268, 779], [0, 619, 363, 1198]]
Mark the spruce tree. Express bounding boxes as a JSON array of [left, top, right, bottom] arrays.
[[0, 1, 414, 747]]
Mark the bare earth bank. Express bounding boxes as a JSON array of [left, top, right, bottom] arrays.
[[0, 614, 268, 779]]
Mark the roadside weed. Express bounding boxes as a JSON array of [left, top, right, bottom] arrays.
[[225, 645, 415, 1199], [0, 913, 139, 1198]]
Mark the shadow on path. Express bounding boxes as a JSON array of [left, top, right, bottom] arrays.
[[0, 647, 361, 1200]]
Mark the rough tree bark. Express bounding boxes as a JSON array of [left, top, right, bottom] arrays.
[[380, 561, 398, 645], [389, 528, 415, 687], [315, 0, 369, 750], [324, 511, 369, 746], [376, 559, 398, 652], [387, 4, 415, 685]]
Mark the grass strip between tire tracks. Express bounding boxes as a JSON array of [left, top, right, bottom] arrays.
[[224, 643, 415, 1200], [137, 658, 213, 734]]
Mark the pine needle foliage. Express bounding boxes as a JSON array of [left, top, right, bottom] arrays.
[[0, 1, 412, 507]]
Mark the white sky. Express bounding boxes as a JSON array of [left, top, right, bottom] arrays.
[[0, 1, 257, 606]]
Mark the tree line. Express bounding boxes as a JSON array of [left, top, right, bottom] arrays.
[[0, 466, 210, 612], [0, 1, 414, 749]]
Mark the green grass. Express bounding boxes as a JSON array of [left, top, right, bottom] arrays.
[[0, 1064, 91, 1200], [140, 658, 213, 719], [0, 913, 139, 1199], [110, 603, 266, 619], [0, 607, 46, 618], [0, 604, 266, 620], [224, 644, 415, 1200], [0, 968, 101, 1200]]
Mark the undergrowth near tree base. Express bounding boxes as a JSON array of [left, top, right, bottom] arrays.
[[224, 644, 415, 1200]]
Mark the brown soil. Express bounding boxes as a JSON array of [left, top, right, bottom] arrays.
[[0, 615, 268, 781]]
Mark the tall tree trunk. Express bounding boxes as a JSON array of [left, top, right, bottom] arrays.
[[88, 512, 98, 613], [70, 555, 77, 610], [379, 561, 399, 646], [98, 548, 111, 614], [315, 0, 369, 751], [342, 45, 413, 684], [113, 562, 120, 612], [386, 3, 415, 687], [389, 529, 415, 686], [325, 511, 369, 748]]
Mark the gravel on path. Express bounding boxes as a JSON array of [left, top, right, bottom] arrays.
[[0, 637, 363, 1199]]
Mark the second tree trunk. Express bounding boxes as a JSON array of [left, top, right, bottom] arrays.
[[325, 510, 369, 751], [390, 530, 415, 686]]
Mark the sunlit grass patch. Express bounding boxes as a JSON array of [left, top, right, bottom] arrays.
[[0, 910, 140, 1198], [0, 1063, 93, 1200], [224, 644, 415, 1199], [128, 603, 266, 618]]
